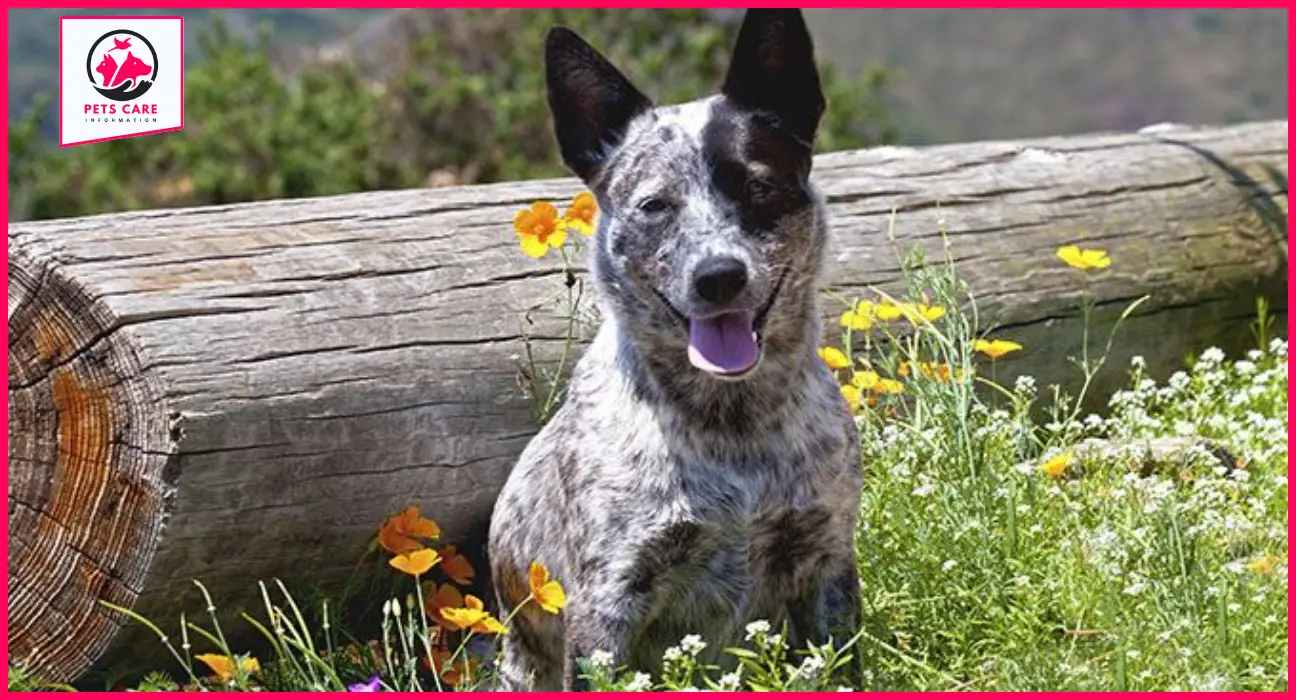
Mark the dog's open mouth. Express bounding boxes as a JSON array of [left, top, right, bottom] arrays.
[[674, 269, 788, 379]]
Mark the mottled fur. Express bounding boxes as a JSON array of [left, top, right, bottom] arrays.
[[488, 10, 862, 691]]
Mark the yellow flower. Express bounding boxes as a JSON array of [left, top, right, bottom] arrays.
[[1056, 245, 1111, 270], [875, 300, 944, 324], [1247, 555, 1277, 575], [839, 301, 875, 331], [839, 384, 867, 414], [390, 548, 441, 577], [561, 192, 599, 236], [850, 370, 880, 391], [441, 595, 508, 635], [378, 505, 441, 555], [818, 346, 851, 371], [514, 201, 568, 258], [875, 378, 905, 395], [914, 303, 945, 323], [874, 302, 904, 322], [528, 561, 568, 614], [974, 339, 1023, 360], [195, 653, 260, 681], [1040, 453, 1071, 478]]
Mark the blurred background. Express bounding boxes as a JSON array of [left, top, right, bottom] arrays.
[[8, 8, 1289, 223]]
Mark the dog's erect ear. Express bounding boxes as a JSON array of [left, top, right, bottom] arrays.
[[544, 27, 652, 182], [721, 9, 825, 147]]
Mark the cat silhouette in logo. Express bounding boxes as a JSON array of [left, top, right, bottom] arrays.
[[95, 50, 152, 89]]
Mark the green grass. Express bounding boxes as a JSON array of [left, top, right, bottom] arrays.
[[9, 228, 1287, 693]]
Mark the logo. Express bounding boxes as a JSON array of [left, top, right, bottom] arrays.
[[86, 29, 158, 101], [60, 16, 183, 147]]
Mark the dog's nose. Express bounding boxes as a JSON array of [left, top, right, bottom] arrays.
[[693, 255, 749, 305]]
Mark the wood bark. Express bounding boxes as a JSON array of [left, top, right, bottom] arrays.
[[6, 120, 1287, 683]]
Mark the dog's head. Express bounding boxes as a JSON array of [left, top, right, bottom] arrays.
[[545, 9, 830, 382]]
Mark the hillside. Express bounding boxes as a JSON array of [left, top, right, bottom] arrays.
[[9, 8, 1288, 146]]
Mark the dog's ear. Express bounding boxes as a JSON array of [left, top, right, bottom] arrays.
[[544, 27, 652, 182], [721, 9, 825, 148]]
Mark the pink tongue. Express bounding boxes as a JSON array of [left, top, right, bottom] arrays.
[[687, 311, 759, 375]]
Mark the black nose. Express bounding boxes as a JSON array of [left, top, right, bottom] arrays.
[[692, 255, 749, 305]]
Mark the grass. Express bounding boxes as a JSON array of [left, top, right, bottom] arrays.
[[8, 205, 1287, 692]]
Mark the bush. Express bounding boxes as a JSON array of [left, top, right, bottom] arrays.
[[8, 9, 896, 221]]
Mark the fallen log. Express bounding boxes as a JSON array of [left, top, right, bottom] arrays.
[[6, 120, 1288, 683]]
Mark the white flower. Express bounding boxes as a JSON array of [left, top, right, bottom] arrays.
[[588, 650, 614, 669], [942, 559, 958, 572], [1014, 375, 1037, 397], [744, 620, 770, 641], [624, 673, 653, 692], [1130, 355, 1146, 369], [1014, 575, 1031, 587], [679, 634, 707, 656], [1199, 347, 1225, 365], [663, 646, 684, 662], [1122, 581, 1146, 596], [835, 686, 856, 692], [718, 672, 742, 690], [1224, 561, 1247, 575], [799, 655, 827, 675]]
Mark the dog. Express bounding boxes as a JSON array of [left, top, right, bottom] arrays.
[[487, 9, 863, 691]]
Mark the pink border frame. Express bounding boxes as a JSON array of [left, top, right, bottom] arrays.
[[58, 14, 186, 147], [4, 3, 1293, 697]]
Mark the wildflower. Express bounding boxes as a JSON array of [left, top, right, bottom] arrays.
[[679, 634, 707, 656], [440, 595, 508, 635], [438, 545, 475, 585], [875, 378, 905, 395], [378, 506, 441, 555], [389, 548, 440, 576], [718, 671, 742, 690], [941, 559, 958, 572], [514, 201, 567, 258], [625, 673, 653, 691], [195, 653, 260, 681], [425, 582, 464, 629], [1248, 555, 1277, 575], [973, 338, 1023, 360], [1040, 453, 1071, 478], [840, 384, 864, 413], [874, 302, 904, 322], [1056, 244, 1111, 270], [745, 620, 771, 641], [561, 192, 598, 236], [588, 650, 615, 669], [799, 655, 827, 674], [529, 561, 568, 614], [839, 301, 875, 331], [851, 370, 881, 391], [347, 674, 381, 692], [876, 300, 945, 324], [818, 346, 851, 371], [1122, 581, 1146, 596]]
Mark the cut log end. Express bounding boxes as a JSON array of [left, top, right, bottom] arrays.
[[7, 255, 173, 683]]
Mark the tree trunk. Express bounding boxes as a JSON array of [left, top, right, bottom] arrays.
[[6, 120, 1287, 683]]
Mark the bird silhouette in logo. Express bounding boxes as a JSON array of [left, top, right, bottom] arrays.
[[113, 36, 133, 51]]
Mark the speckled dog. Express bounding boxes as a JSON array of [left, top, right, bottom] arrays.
[[488, 9, 862, 691]]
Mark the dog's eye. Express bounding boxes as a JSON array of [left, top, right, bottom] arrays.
[[637, 197, 672, 215]]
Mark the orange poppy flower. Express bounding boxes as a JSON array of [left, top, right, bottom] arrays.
[[439, 545, 475, 585], [378, 506, 441, 555], [440, 595, 508, 635], [390, 548, 441, 576], [425, 582, 465, 630]]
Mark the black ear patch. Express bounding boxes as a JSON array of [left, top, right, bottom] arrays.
[[544, 27, 653, 182], [720, 9, 825, 148]]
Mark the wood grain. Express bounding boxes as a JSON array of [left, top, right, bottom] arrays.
[[6, 120, 1287, 682]]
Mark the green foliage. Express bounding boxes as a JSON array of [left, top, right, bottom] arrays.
[[9, 9, 896, 222]]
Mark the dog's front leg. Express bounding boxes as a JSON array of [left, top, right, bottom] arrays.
[[788, 555, 863, 686], [562, 579, 636, 691]]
